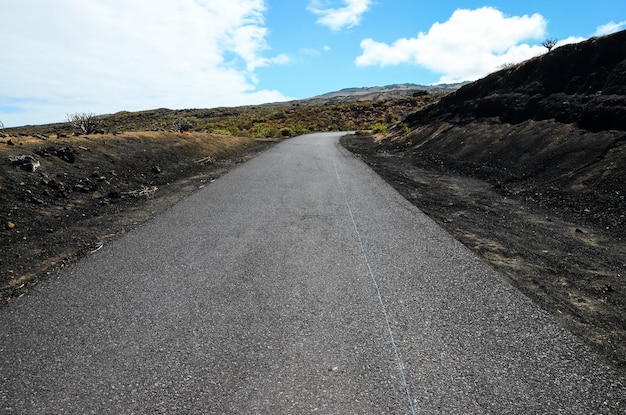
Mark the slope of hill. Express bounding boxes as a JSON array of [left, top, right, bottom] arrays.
[[302, 83, 465, 103], [343, 30, 626, 370], [390, 30, 626, 236], [4, 84, 451, 136]]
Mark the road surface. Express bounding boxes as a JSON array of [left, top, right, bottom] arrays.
[[1, 132, 625, 414]]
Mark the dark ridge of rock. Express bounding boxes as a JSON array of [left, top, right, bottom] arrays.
[[381, 30, 626, 237], [404, 30, 626, 132]]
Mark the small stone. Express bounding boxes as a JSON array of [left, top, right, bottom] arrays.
[[602, 284, 614, 293], [30, 197, 46, 205], [5, 221, 15, 230]]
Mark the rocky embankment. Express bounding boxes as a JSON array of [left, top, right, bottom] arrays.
[[386, 30, 626, 237], [343, 30, 626, 371]]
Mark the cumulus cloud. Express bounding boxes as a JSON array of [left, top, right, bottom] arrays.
[[1, 0, 291, 127], [594, 20, 626, 36], [308, 0, 371, 31], [554, 36, 586, 47], [355, 7, 548, 83]]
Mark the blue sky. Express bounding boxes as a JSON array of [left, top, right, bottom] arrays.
[[2, 1, 625, 127]]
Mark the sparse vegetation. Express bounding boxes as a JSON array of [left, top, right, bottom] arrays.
[[499, 62, 517, 70], [6, 96, 440, 139]]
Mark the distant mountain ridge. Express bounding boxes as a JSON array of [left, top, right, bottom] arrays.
[[312, 83, 466, 99], [250, 83, 463, 108], [6, 82, 459, 130]]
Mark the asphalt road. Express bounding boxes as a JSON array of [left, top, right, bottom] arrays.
[[1, 132, 625, 414]]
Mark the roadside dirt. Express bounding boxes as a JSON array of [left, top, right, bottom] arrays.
[[2, 129, 624, 376], [1, 132, 277, 303], [341, 134, 626, 374]]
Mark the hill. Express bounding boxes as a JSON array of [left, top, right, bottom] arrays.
[[387, 30, 626, 235], [300, 83, 465, 104], [342, 30, 626, 370], [3, 84, 454, 136]]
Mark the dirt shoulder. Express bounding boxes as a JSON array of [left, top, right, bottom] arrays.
[[341, 134, 626, 374], [3, 129, 624, 374], [1, 132, 278, 303]]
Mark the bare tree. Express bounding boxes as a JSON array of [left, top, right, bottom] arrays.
[[0, 120, 4, 132], [542, 38, 558, 52], [67, 112, 98, 135]]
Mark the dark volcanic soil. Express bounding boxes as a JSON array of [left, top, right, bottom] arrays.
[[1, 128, 624, 377], [1, 132, 277, 303], [340, 31, 626, 374], [341, 134, 626, 374]]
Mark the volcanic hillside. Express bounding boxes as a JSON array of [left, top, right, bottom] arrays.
[[342, 30, 626, 369], [385, 29, 626, 236]]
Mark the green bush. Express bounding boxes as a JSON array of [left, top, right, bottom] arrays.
[[371, 123, 388, 134], [292, 123, 310, 136]]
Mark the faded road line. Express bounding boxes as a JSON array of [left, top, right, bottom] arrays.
[[334, 158, 417, 414]]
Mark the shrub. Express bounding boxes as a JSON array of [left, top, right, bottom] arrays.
[[151, 123, 165, 132], [67, 112, 98, 135], [292, 123, 310, 136], [499, 62, 517, 70], [542, 38, 558, 52], [173, 118, 196, 133], [371, 123, 388, 134]]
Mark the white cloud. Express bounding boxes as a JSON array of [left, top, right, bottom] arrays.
[[355, 7, 548, 83], [271, 54, 291, 65], [299, 46, 332, 58], [0, 0, 291, 127], [300, 48, 322, 57], [308, 0, 371, 31], [554, 36, 586, 47], [594, 20, 626, 36]]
